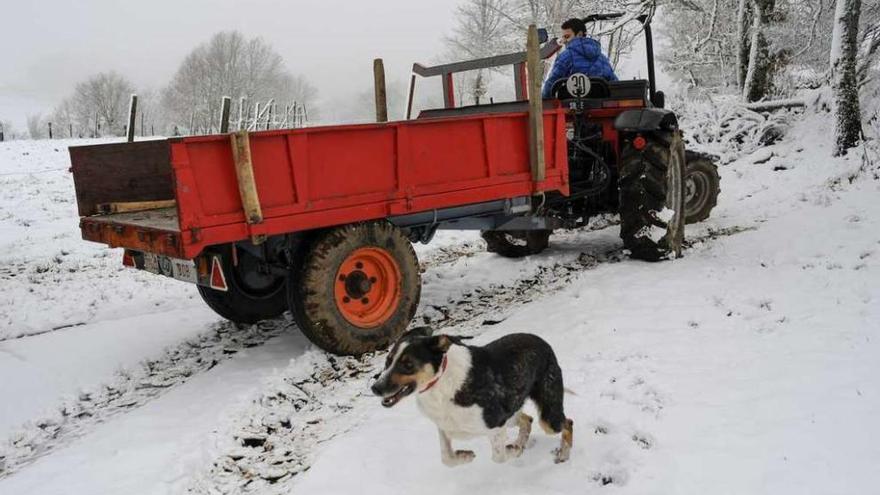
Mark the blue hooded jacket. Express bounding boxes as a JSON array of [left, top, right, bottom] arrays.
[[541, 37, 618, 98]]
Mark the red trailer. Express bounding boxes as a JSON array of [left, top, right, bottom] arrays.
[[71, 107, 570, 354]]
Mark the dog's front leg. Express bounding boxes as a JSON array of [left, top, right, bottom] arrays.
[[506, 411, 533, 458], [489, 428, 512, 463], [438, 429, 475, 467]]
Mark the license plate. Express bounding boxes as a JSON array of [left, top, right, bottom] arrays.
[[142, 253, 197, 284]]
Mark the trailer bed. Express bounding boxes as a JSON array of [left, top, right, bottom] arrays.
[[71, 106, 570, 259]]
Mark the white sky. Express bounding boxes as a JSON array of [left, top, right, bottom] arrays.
[[0, 0, 460, 130]]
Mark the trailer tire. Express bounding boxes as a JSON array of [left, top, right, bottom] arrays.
[[289, 221, 420, 356], [684, 151, 720, 224], [197, 245, 288, 324], [618, 131, 686, 261], [481, 230, 551, 258]]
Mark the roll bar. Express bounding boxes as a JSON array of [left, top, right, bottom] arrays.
[[406, 12, 656, 118]]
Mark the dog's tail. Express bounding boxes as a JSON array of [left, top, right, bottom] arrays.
[[563, 387, 578, 396]]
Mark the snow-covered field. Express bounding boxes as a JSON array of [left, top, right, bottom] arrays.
[[0, 106, 878, 494]]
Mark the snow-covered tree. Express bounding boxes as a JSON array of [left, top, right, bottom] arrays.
[[26, 114, 46, 140], [161, 31, 317, 134], [68, 72, 136, 136], [830, 0, 862, 155], [0, 120, 16, 141]]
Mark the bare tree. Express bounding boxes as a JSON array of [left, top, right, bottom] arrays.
[[161, 31, 317, 134], [0, 120, 15, 141], [444, 0, 511, 104], [69, 72, 136, 136], [26, 114, 46, 140], [830, 0, 862, 155]]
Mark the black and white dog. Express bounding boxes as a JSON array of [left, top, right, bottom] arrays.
[[371, 327, 573, 466]]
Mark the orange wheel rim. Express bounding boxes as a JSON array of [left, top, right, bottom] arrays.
[[334, 247, 402, 328]]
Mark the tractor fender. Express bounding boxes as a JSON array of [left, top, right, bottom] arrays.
[[614, 108, 678, 133]]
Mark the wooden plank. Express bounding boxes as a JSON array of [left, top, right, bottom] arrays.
[[69, 140, 173, 217], [229, 130, 265, 244], [526, 24, 546, 183], [374, 59, 388, 123], [97, 199, 177, 214]]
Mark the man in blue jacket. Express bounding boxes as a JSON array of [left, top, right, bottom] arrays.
[[541, 18, 618, 98]]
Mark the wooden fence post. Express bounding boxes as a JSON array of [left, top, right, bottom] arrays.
[[219, 96, 232, 133], [48, 122, 53, 139], [374, 58, 388, 122], [127, 94, 137, 142], [526, 24, 545, 183]]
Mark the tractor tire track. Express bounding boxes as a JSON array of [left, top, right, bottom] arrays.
[[0, 224, 615, 479], [187, 224, 752, 494]]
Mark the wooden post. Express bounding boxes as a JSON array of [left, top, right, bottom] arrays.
[[238, 97, 246, 131], [229, 130, 265, 244], [374, 58, 388, 122], [526, 24, 546, 183], [219, 96, 232, 133], [69, 123, 73, 138], [94, 112, 99, 138], [48, 122, 53, 139], [405, 74, 416, 120], [127, 94, 137, 142], [141, 112, 145, 137]]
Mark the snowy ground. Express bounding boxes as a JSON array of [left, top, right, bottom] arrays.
[[0, 106, 878, 494]]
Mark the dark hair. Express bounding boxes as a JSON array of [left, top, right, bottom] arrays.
[[561, 18, 586, 35]]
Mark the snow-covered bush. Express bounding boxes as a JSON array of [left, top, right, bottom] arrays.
[[671, 93, 802, 164]]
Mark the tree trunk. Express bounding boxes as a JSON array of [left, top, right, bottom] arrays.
[[736, 0, 749, 89], [831, 0, 862, 156], [742, 0, 763, 101], [741, 0, 783, 102]]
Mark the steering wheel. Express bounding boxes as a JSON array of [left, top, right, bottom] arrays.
[[550, 77, 611, 99]]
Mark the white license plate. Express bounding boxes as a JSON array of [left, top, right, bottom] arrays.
[[142, 253, 197, 284]]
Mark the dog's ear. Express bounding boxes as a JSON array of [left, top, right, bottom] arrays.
[[403, 326, 433, 339], [431, 335, 453, 353]]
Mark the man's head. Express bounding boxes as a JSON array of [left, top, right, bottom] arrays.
[[560, 18, 587, 45]]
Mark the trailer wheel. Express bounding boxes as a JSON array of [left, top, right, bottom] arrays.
[[481, 230, 551, 258], [684, 151, 720, 224], [197, 245, 288, 324], [289, 221, 420, 356], [618, 131, 686, 261]]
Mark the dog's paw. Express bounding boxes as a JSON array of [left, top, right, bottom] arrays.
[[443, 450, 475, 467], [552, 448, 570, 464], [506, 444, 525, 458]]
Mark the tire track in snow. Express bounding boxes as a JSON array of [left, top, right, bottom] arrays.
[[0, 319, 292, 478], [187, 224, 753, 494], [0, 226, 610, 479]]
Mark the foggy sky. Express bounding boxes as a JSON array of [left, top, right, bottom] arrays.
[[0, 0, 460, 130]]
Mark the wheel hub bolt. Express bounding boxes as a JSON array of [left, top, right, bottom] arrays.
[[361, 298, 369, 304]]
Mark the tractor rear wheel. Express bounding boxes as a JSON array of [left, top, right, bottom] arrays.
[[288, 221, 420, 356], [618, 131, 686, 261], [481, 229, 551, 258], [684, 151, 720, 224], [197, 244, 288, 324]]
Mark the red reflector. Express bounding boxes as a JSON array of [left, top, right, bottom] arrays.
[[633, 136, 647, 150], [210, 257, 228, 291], [122, 250, 135, 267]]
